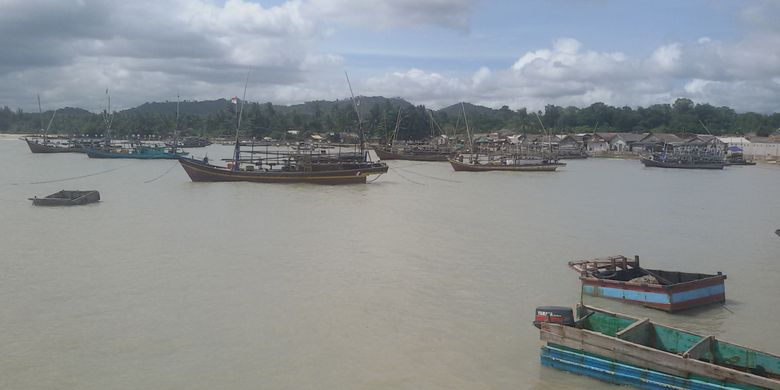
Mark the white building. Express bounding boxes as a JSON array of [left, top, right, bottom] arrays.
[[717, 136, 780, 160]]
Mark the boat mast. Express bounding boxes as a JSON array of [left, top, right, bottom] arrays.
[[233, 74, 249, 171], [174, 93, 180, 153], [37, 95, 46, 143], [45, 110, 57, 140], [461, 102, 474, 160], [534, 111, 551, 160], [392, 107, 403, 145], [344, 72, 365, 160], [102, 89, 114, 148]]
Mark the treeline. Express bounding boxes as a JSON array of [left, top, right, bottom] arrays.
[[1, 97, 778, 139]]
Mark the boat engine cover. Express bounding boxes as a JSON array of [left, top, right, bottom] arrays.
[[533, 306, 574, 329]]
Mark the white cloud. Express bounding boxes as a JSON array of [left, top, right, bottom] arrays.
[[649, 43, 681, 72], [360, 35, 780, 113], [1, 0, 780, 114], [307, 0, 476, 31]]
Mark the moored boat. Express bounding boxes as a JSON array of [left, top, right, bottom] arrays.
[[25, 138, 85, 153], [29, 190, 100, 206], [535, 305, 780, 390], [179, 75, 387, 185], [448, 156, 565, 172], [569, 255, 726, 312], [641, 152, 725, 169], [85, 145, 187, 159], [24, 96, 87, 153], [178, 155, 387, 184], [373, 106, 455, 162], [374, 146, 452, 161]]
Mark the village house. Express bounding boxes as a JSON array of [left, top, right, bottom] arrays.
[[744, 137, 780, 161], [633, 133, 683, 152], [585, 133, 610, 155]]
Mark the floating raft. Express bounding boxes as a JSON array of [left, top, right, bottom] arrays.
[[536, 305, 780, 390], [29, 190, 100, 206], [569, 255, 726, 312]]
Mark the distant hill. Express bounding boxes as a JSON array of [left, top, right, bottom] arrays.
[[123, 96, 417, 118], [57, 107, 92, 116], [438, 102, 496, 118], [126, 99, 233, 117]]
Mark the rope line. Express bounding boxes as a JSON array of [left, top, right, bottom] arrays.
[[144, 162, 178, 183], [394, 166, 460, 183], [389, 167, 424, 185], [12, 165, 129, 186]]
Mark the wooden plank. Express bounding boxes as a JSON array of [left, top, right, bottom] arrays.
[[616, 318, 653, 346], [683, 335, 714, 362], [540, 323, 780, 389]]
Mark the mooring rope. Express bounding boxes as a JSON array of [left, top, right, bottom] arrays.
[[389, 161, 431, 170], [367, 173, 384, 183], [10, 165, 129, 186], [389, 167, 425, 185], [144, 162, 178, 183], [393, 166, 460, 183]]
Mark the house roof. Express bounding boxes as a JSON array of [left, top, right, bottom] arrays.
[[596, 132, 618, 142], [616, 133, 647, 142], [717, 136, 750, 144], [747, 136, 780, 144], [637, 133, 683, 144]]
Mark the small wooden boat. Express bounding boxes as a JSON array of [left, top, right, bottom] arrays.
[[25, 138, 86, 153], [640, 154, 725, 169], [374, 147, 452, 161], [179, 156, 387, 185], [535, 305, 780, 390], [85, 146, 187, 159], [569, 255, 726, 312], [448, 157, 565, 172], [29, 190, 100, 206]]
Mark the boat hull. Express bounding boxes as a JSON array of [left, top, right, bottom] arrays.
[[25, 139, 84, 153], [449, 158, 565, 172], [374, 148, 451, 161], [85, 148, 186, 159], [641, 158, 725, 169], [542, 345, 742, 390], [580, 272, 726, 312], [178, 157, 388, 185], [30, 190, 100, 206], [538, 307, 780, 390]]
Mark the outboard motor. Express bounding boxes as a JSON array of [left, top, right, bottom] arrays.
[[533, 306, 575, 329]]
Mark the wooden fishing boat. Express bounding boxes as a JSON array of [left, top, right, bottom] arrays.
[[374, 146, 452, 161], [641, 153, 725, 169], [535, 305, 780, 389], [178, 155, 387, 184], [25, 138, 85, 153], [448, 157, 565, 172], [725, 154, 757, 166], [569, 255, 726, 312], [24, 96, 86, 153], [374, 106, 455, 162], [84, 145, 187, 159], [29, 190, 100, 206], [179, 76, 387, 185]]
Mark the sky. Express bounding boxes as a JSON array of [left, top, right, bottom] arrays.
[[2, 0, 780, 113]]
